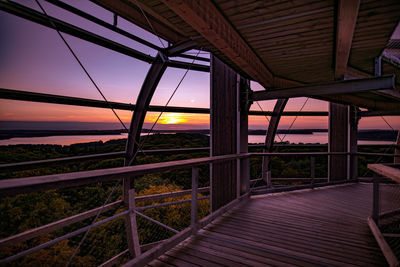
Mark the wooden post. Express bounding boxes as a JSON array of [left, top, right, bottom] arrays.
[[311, 156, 315, 188], [372, 173, 380, 225], [262, 160, 271, 187], [210, 55, 238, 211], [127, 189, 141, 257], [328, 102, 349, 181], [395, 131, 400, 164], [349, 106, 359, 179], [237, 75, 250, 196], [191, 167, 198, 229]]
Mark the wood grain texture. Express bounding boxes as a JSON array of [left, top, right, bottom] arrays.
[[335, 0, 360, 79], [161, 0, 274, 88], [210, 56, 238, 211], [150, 183, 397, 266], [329, 103, 348, 181]]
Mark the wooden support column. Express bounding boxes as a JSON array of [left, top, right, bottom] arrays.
[[211, 55, 248, 211], [329, 0, 360, 181], [237, 76, 250, 196], [349, 106, 359, 179], [395, 131, 400, 164], [329, 103, 357, 181], [262, 99, 288, 186]]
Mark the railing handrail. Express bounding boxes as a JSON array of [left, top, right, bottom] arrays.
[[2, 148, 397, 171], [368, 163, 400, 184], [3, 151, 399, 196], [250, 152, 351, 156], [0, 153, 249, 196]]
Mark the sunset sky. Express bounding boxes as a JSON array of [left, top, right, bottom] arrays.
[[0, 1, 399, 131]]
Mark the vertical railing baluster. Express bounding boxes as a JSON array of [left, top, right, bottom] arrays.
[[262, 156, 271, 187], [128, 189, 141, 257], [311, 156, 315, 188], [191, 167, 199, 231]]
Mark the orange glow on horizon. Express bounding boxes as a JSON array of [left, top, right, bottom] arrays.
[[144, 113, 209, 125]]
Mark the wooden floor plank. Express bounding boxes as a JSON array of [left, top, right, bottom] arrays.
[[207, 218, 383, 258], [204, 222, 381, 266], [149, 183, 393, 266]]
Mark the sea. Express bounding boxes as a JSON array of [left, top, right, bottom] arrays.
[[0, 132, 394, 146]]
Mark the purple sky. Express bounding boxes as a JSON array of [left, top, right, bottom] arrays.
[[0, 1, 399, 130]]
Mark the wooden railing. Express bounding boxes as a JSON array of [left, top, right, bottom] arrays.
[[367, 163, 400, 267], [1, 151, 399, 265], [1, 144, 396, 171], [0, 153, 248, 265]]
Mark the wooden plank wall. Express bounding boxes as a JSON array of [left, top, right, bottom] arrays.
[[328, 103, 348, 180], [210, 55, 238, 211]]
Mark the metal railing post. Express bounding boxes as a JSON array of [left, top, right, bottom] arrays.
[[311, 156, 315, 188], [372, 173, 380, 225], [191, 167, 199, 230]]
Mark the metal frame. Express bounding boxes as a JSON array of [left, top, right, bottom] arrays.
[[262, 98, 288, 186], [250, 75, 395, 101], [0, 1, 209, 72]]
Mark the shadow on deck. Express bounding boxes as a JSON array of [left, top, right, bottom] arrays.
[[147, 183, 398, 267]]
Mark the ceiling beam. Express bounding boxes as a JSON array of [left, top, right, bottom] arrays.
[[250, 75, 395, 101], [335, 0, 360, 79], [161, 0, 274, 88]]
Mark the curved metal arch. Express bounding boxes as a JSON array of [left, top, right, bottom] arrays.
[[262, 98, 288, 186], [125, 53, 168, 165], [123, 52, 168, 258], [123, 43, 198, 257]]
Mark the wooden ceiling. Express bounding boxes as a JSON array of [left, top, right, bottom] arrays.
[[92, 0, 399, 91]]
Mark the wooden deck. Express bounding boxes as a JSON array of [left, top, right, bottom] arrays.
[[147, 183, 398, 267]]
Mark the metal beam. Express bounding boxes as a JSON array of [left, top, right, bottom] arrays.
[[0, 88, 210, 114], [249, 110, 328, 116], [125, 54, 168, 164], [44, 0, 161, 51], [322, 94, 400, 111], [161, 0, 274, 88], [123, 53, 167, 258], [4, 87, 399, 117], [0, 1, 154, 63], [0, 88, 331, 116], [166, 40, 198, 56], [262, 99, 288, 186], [91, 0, 185, 43], [0, 1, 209, 72], [359, 110, 400, 117], [167, 60, 209, 72], [335, 0, 360, 79], [175, 54, 210, 63], [250, 75, 395, 101]]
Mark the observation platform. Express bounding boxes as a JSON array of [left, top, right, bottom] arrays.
[[147, 183, 397, 267]]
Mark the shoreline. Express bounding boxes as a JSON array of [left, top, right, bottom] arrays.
[[0, 129, 397, 141]]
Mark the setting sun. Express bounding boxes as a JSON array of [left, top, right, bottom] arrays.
[[157, 113, 188, 124]]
